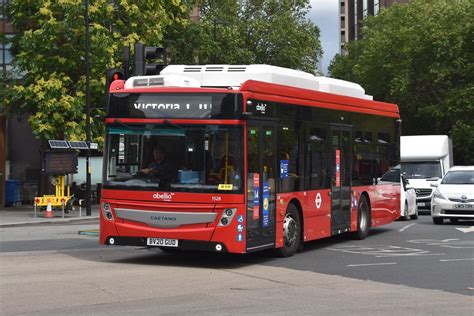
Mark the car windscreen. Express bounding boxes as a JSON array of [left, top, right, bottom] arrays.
[[380, 168, 400, 182], [441, 170, 474, 184], [401, 161, 442, 179]]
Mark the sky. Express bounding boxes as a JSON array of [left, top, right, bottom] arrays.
[[308, 0, 339, 75]]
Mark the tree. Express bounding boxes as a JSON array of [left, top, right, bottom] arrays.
[[166, 0, 323, 74], [6, 0, 193, 146], [329, 0, 474, 164]]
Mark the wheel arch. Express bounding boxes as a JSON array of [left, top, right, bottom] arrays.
[[288, 198, 304, 242], [360, 191, 372, 227]]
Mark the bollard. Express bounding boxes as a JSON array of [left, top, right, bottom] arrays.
[[62, 201, 65, 219], [34, 202, 37, 218], [79, 199, 84, 217]]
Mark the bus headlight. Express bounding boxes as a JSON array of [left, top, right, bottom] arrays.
[[218, 208, 237, 226], [102, 202, 114, 221]]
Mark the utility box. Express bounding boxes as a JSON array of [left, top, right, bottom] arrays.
[[6, 180, 22, 206]]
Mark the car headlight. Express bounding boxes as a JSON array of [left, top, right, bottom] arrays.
[[433, 189, 447, 200]]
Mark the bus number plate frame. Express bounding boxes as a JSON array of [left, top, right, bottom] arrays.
[[146, 238, 179, 247]]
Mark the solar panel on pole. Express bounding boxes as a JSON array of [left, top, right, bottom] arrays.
[[48, 140, 70, 149], [68, 141, 89, 150]]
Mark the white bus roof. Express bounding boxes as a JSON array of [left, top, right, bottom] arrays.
[[124, 64, 373, 100]]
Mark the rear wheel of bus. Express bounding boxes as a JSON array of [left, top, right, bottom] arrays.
[[353, 195, 370, 240], [275, 204, 301, 257]]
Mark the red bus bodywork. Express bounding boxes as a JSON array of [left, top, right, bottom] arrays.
[[100, 78, 400, 254]]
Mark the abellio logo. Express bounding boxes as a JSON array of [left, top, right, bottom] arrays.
[[152, 192, 173, 201]]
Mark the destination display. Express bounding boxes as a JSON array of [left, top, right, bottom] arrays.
[[108, 93, 242, 119], [43, 151, 78, 175]]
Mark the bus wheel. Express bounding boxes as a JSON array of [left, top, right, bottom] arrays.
[[353, 195, 369, 240], [276, 204, 301, 257]]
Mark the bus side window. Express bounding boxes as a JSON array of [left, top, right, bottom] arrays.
[[278, 124, 300, 192], [307, 127, 327, 190]]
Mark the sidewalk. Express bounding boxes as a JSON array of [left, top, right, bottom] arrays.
[[0, 205, 100, 227]]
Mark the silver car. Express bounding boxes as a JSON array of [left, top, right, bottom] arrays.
[[431, 166, 474, 224]]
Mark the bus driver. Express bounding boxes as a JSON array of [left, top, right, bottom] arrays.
[[141, 146, 177, 185]]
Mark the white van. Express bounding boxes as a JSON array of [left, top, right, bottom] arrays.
[[400, 135, 453, 212]]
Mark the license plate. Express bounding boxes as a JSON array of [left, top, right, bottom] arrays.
[[455, 203, 474, 209], [417, 202, 425, 207], [146, 238, 178, 247]]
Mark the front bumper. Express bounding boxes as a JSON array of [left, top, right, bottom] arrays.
[[99, 201, 247, 254], [431, 198, 474, 218], [104, 236, 228, 252]]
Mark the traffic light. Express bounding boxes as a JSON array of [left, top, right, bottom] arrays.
[[134, 43, 166, 76], [106, 68, 125, 90], [105, 68, 125, 107]]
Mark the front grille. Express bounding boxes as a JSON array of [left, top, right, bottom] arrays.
[[415, 188, 432, 197], [444, 210, 474, 215], [449, 198, 474, 202]]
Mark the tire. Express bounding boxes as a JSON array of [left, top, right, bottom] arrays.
[[353, 195, 370, 240], [410, 208, 418, 220], [275, 204, 301, 257], [401, 202, 410, 221], [433, 217, 444, 225]]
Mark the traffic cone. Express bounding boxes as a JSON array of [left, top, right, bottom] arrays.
[[44, 202, 54, 218]]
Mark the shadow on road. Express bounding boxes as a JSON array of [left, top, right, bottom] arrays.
[[63, 226, 396, 268]]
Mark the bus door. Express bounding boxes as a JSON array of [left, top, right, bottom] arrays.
[[246, 121, 277, 251], [330, 125, 352, 234]]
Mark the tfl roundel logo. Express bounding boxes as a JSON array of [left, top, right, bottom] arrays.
[[315, 193, 322, 209]]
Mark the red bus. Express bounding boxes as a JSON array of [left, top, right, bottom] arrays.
[[100, 65, 400, 257]]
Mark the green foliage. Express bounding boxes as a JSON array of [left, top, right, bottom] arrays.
[[329, 0, 474, 164], [6, 0, 322, 151], [166, 0, 323, 74], [6, 0, 192, 147]]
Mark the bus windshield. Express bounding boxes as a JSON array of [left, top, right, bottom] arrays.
[[104, 123, 243, 193]]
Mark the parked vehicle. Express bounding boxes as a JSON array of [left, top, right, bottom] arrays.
[[378, 166, 418, 220], [401, 135, 453, 213], [431, 166, 474, 224]]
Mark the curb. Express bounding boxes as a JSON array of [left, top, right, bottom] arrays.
[[0, 216, 100, 228]]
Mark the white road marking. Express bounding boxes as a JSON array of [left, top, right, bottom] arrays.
[[347, 262, 397, 267], [409, 239, 474, 249], [329, 245, 441, 257], [399, 223, 416, 232], [439, 258, 474, 262], [455, 226, 474, 233], [375, 253, 445, 258]]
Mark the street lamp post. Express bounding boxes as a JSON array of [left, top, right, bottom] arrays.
[[85, 0, 91, 216]]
